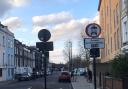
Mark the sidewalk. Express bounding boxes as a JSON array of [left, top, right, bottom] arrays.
[[0, 79, 17, 85], [71, 76, 99, 89]]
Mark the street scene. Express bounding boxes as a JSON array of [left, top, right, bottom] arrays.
[[0, 0, 128, 89], [0, 71, 72, 89]]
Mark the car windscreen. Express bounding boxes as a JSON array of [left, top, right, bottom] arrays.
[[61, 72, 69, 76]]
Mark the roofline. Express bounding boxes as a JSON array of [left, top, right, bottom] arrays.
[[98, 0, 102, 11]]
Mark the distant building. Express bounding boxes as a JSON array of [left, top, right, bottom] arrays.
[[121, 0, 128, 53], [0, 23, 14, 81], [14, 39, 35, 75], [29, 46, 43, 73]]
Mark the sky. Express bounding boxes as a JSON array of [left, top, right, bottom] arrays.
[[0, 0, 99, 64]]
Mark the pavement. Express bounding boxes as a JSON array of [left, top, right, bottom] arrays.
[[71, 76, 99, 89], [0, 79, 17, 85]]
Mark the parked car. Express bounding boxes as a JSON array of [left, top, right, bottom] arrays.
[[18, 73, 32, 81], [58, 71, 71, 82], [47, 70, 52, 75], [73, 68, 86, 76]]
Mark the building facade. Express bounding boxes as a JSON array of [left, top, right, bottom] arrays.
[[121, 0, 128, 53], [0, 23, 14, 81], [98, 0, 121, 62], [29, 46, 43, 73], [14, 39, 35, 75]]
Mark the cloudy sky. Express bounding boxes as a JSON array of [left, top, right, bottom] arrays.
[[0, 0, 99, 64]]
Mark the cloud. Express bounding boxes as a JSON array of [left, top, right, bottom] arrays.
[[32, 11, 90, 42], [17, 37, 35, 46], [0, 0, 31, 17], [2, 17, 22, 32], [92, 12, 99, 24], [50, 18, 89, 41], [32, 11, 73, 27], [55, 0, 80, 4], [0, 0, 13, 17], [41, 0, 79, 4], [49, 48, 65, 64], [10, 0, 31, 7], [32, 12, 99, 42], [49, 47, 79, 64]]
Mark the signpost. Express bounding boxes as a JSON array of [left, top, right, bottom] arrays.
[[85, 23, 104, 89], [36, 29, 53, 89], [84, 38, 105, 49]]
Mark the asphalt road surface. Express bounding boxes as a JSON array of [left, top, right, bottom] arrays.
[[0, 71, 73, 89]]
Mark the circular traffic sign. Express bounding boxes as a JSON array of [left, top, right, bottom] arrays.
[[38, 29, 51, 42], [85, 23, 101, 38]]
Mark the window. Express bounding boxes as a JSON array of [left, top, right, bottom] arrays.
[[8, 39, 10, 48], [124, 21, 128, 41], [111, 37, 112, 52], [15, 47, 16, 54], [3, 53, 5, 65], [0, 68, 2, 77], [113, 10, 116, 28], [117, 29, 120, 49], [122, 0, 126, 10], [8, 69, 10, 76], [116, 4, 119, 25], [114, 33, 117, 50], [10, 40, 13, 48], [122, 16, 128, 45], [107, 5, 108, 16], [106, 44, 107, 56], [11, 55, 13, 66], [3, 36, 5, 47], [11, 69, 14, 77], [8, 54, 10, 66]]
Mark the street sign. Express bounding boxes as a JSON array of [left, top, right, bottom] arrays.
[[90, 48, 100, 57], [85, 23, 101, 38], [38, 29, 51, 42], [36, 42, 53, 51], [84, 38, 105, 48]]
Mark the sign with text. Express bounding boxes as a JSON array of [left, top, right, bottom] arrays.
[[84, 38, 105, 48]]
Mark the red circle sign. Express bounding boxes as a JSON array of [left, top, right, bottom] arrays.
[[85, 23, 101, 38]]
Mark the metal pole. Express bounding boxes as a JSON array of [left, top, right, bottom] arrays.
[[71, 42, 72, 71], [68, 41, 71, 72], [44, 53, 47, 89], [93, 55, 96, 89]]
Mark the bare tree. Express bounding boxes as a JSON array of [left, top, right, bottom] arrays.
[[77, 30, 90, 67], [63, 40, 72, 71]]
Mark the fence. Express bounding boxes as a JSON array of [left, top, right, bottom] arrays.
[[99, 75, 128, 89]]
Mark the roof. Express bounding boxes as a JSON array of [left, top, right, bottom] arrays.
[[98, 0, 102, 11]]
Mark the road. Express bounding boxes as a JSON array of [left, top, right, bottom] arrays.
[[0, 71, 73, 89]]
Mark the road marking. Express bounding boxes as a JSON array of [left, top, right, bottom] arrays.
[[60, 88, 63, 89]]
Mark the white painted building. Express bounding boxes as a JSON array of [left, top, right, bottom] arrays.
[[0, 23, 14, 81], [121, 0, 128, 52]]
